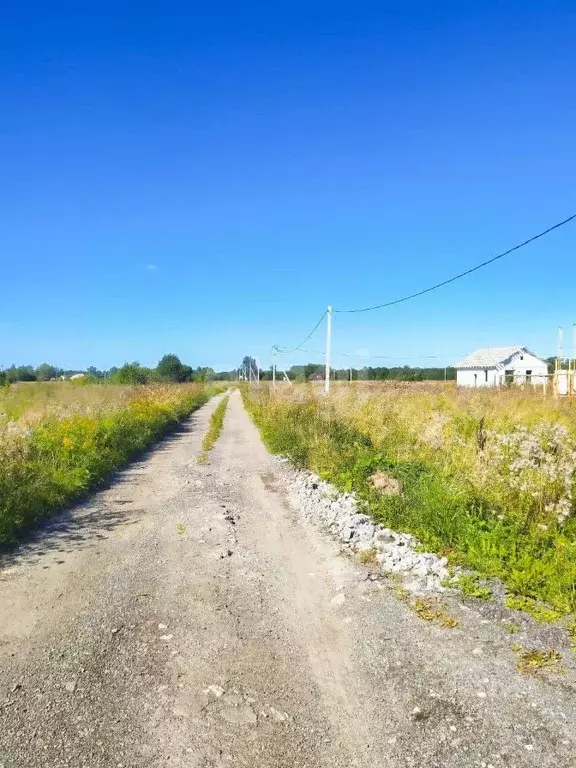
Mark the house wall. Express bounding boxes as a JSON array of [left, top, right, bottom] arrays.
[[457, 352, 548, 388], [457, 369, 499, 388], [498, 352, 548, 385]]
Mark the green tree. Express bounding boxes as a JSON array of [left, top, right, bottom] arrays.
[[157, 354, 189, 383], [86, 366, 105, 380], [36, 363, 58, 381], [6, 365, 36, 382], [110, 362, 151, 385], [241, 356, 258, 379]]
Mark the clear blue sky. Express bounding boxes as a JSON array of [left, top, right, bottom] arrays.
[[2, 1, 575, 371]]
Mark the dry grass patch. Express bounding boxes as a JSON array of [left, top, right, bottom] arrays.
[[411, 597, 459, 628], [515, 647, 564, 675]]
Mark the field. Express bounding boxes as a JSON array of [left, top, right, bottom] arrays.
[[0, 381, 219, 543], [244, 381, 576, 616]]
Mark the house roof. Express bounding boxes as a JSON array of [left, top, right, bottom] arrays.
[[455, 346, 540, 369]]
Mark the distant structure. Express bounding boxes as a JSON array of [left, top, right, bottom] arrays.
[[455, 347, 548, 388], [69, 373, 86, 381]]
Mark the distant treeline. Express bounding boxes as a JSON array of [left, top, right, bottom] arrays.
[[258, 363, 457, 382], [0, 356, 227, 386], [2, 354, 560, 387]]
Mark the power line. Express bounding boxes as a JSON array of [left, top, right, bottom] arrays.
[[273, 309, 328, 354], [335, 213, 576, 314]]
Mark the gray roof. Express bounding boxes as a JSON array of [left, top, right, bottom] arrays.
[[455, 346, 538, 369]]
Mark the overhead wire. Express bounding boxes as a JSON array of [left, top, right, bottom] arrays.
[[271, 212, 576, 363], [273, 309, 328, 354], [334, 213, 576, 313]]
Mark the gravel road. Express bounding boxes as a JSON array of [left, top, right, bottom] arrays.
[[1, 390, 576, 767]]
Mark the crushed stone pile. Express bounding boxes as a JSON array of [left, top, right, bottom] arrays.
[[284, 467, 450, 594]]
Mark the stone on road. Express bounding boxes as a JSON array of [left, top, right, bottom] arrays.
[[1, 391, 575, 767]]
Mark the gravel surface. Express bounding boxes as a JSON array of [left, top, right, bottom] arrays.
[[1, 389, 576, 767]]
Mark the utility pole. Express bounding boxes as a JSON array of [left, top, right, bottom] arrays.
[[324, 304, 332, 395], [272, 349, 276, 391]]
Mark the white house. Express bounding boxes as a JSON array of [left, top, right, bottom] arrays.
[[455, 347, 548, 388]]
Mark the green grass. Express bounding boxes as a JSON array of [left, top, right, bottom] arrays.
[[200, 394, 229, 456], [242, 385, 576, 617], [455, 573, 493, 601], [504, 595, 563, 623], [0, 384, 219, 544]]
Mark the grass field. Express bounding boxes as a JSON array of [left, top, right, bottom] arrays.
[[244, 381, 576, 616], [0, 381, 220, 543]]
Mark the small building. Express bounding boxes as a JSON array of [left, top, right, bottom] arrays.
[[455, 347, 548, 388], [69, 373, 86, 381]]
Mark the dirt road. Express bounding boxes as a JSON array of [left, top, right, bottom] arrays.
[[1, 390, 575, 767]]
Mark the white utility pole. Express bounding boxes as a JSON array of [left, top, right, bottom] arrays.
[[272, 350, 276, 391], [324, 304, 332, 395]]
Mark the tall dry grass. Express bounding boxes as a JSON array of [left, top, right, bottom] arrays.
[[244, 381, 576, 614], [0, 382, 220, 543]]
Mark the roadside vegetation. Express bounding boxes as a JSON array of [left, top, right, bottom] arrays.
[[198, 395, 230, 462], [243, 382, 576, 616], [0, 383, 220, 543]]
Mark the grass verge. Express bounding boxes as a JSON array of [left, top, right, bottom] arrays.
[[198, 394, 229, 461], [0, 384, 219, 544], [242, 385, 576, 616]]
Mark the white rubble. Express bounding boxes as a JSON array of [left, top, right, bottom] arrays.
[[285, 468, 449, 594]]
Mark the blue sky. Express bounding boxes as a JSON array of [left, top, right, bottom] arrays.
[[1, 1, 575, 371]]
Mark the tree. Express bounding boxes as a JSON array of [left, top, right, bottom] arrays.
[[86, 366, 105, 379], [110, 362, 151, 385], [241, 356, 258, 379], [6, 365, 36, 382], [304, 363, 323, 380], [156, 354, 189, 383], [192, 366, 215, 382], [36, 363, 58, 381]]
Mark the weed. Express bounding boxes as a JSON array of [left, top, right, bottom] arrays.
[[202, 395, 229, 453], [196, 453, 207, 464], [503, 623, 521, 634], [176, 523, 186, 535], [455, 573, 492, 601], [514, 647, 564, 674], [411, 597, 459, 628], [394, 586, 411, 603], [358, 548, 378, 565], [505, 595, 563, 624]]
